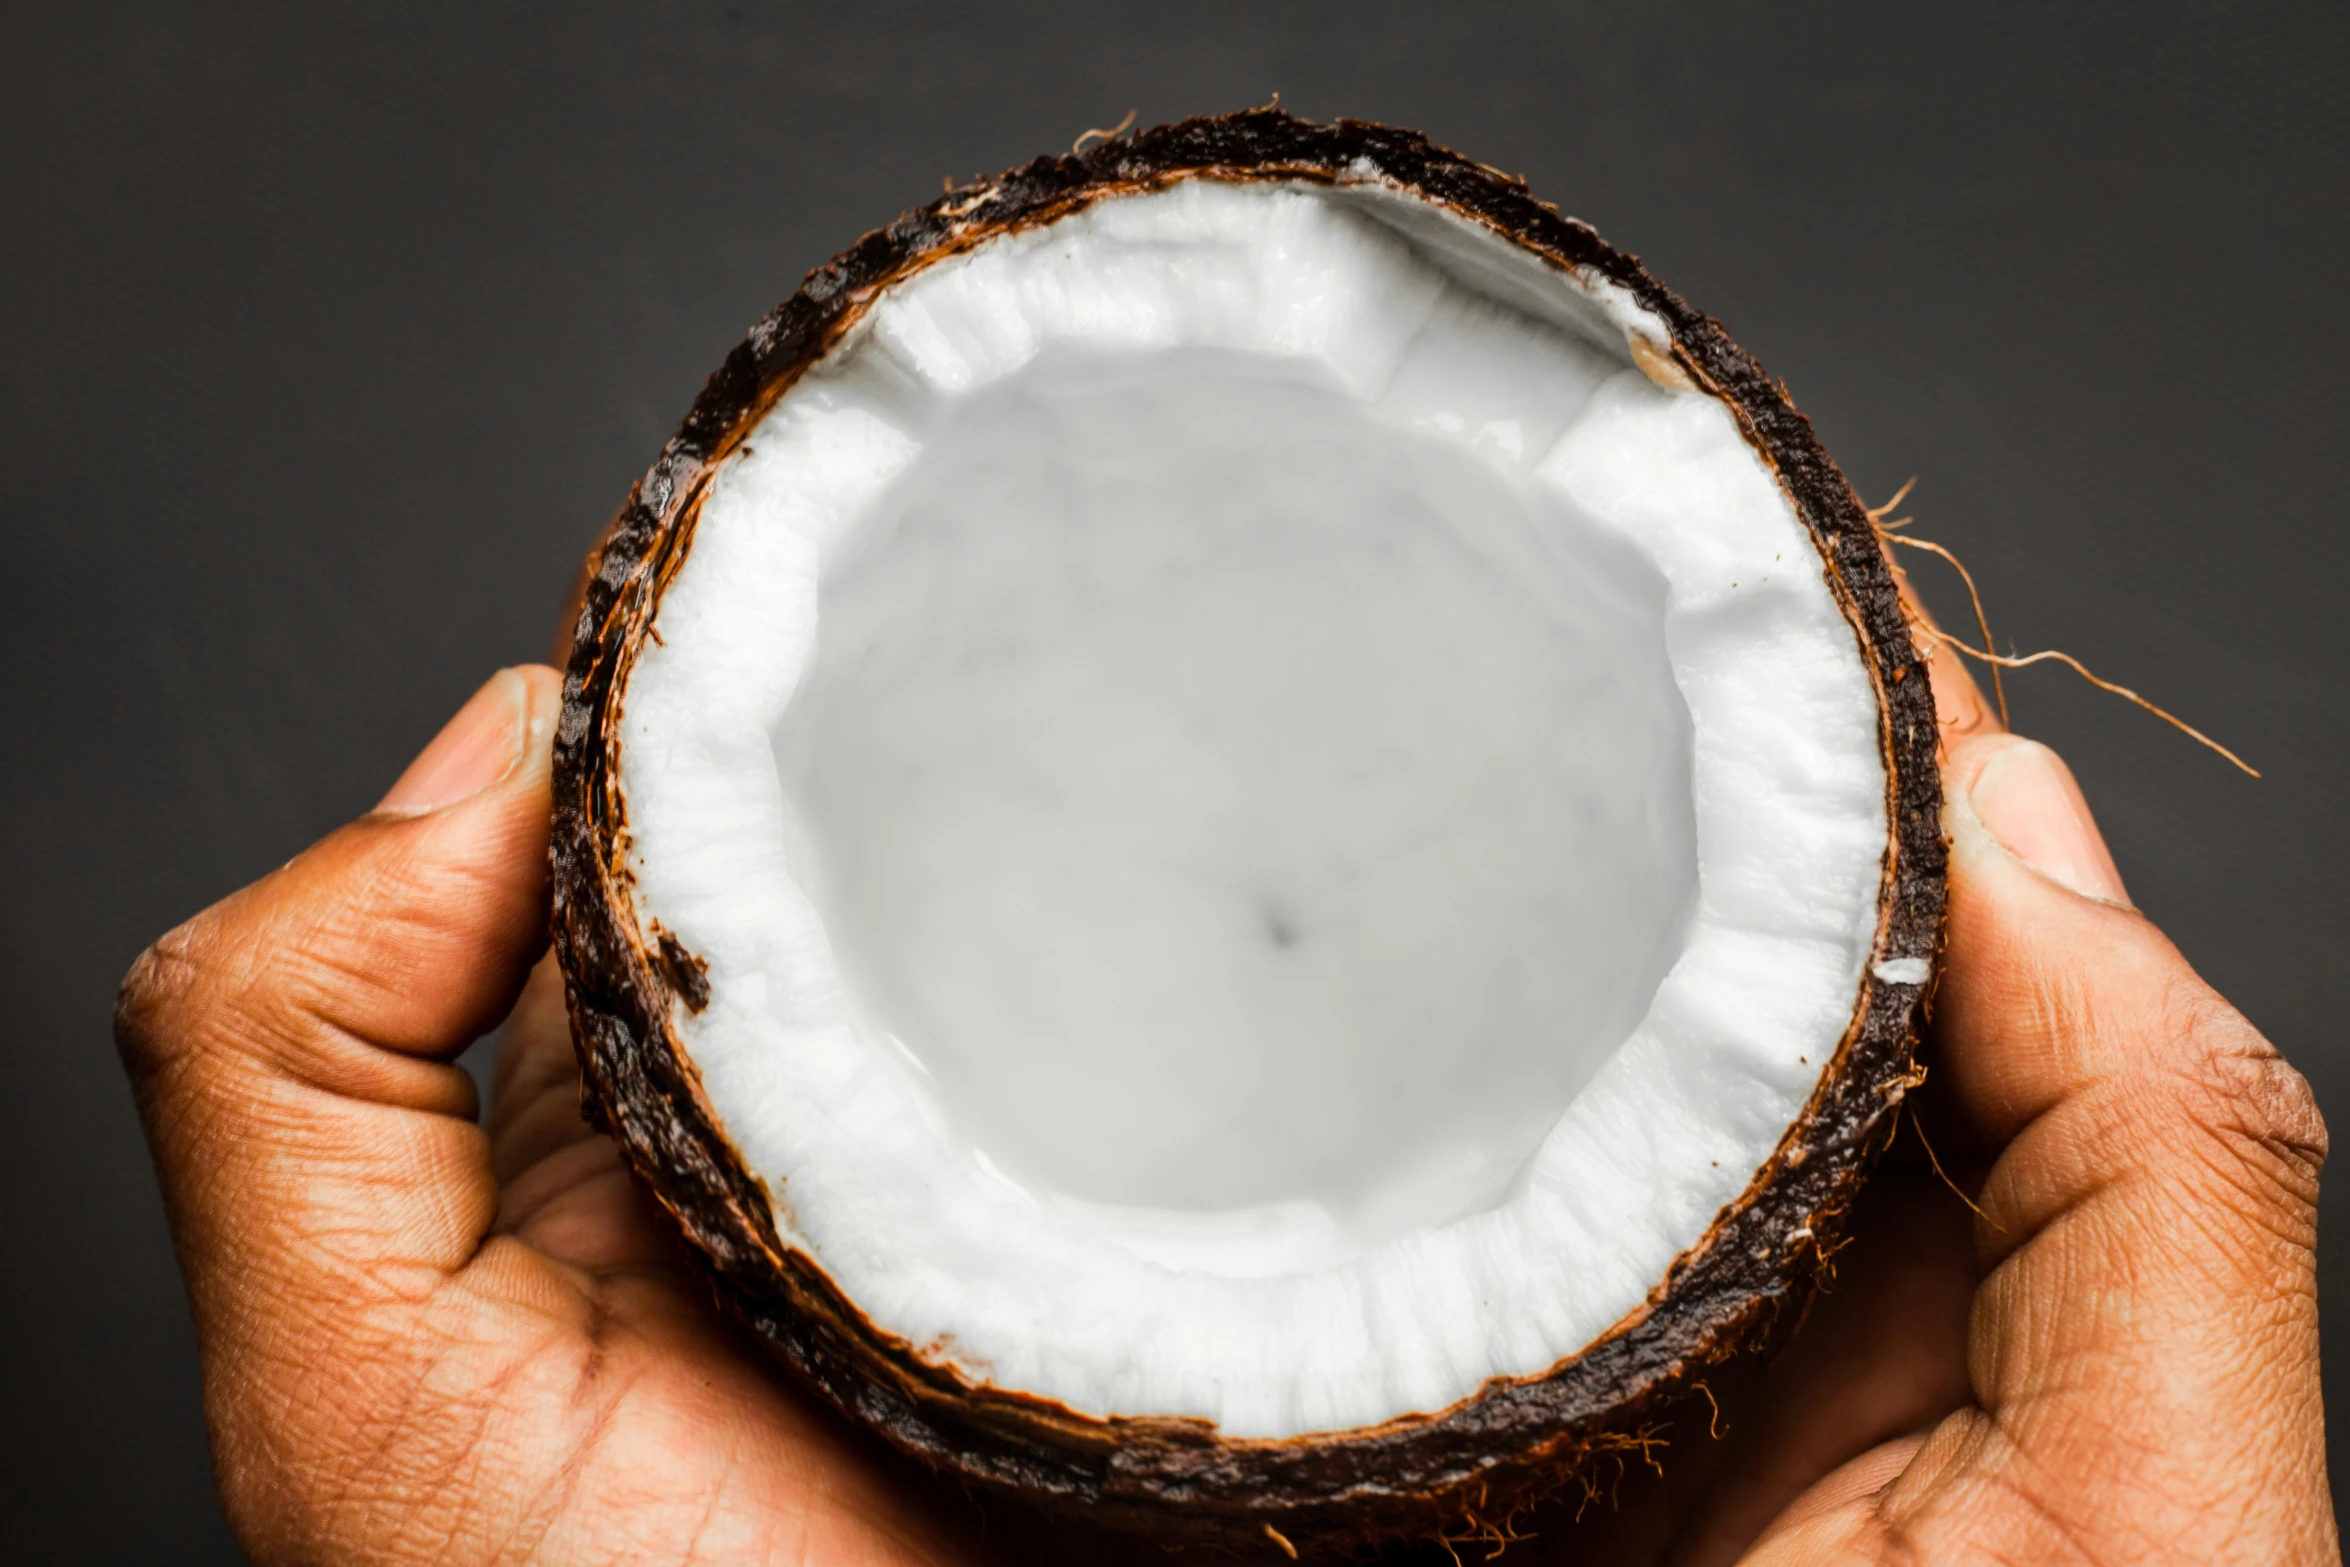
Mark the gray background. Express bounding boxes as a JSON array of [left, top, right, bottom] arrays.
[[4, 3, 2344, 1560]]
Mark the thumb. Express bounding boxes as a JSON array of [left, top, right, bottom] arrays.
[[117, 665, 560, 1348], [1884, 729, 2333, 1561]]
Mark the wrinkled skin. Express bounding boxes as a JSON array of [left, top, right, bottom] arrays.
[[118, 610, 2334, 1565]]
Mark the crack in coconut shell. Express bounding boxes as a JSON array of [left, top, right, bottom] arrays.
[[549, 107, 1947, 1553]]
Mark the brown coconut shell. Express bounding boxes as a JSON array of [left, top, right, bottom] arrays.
[[548, 107, 1946, 1555]]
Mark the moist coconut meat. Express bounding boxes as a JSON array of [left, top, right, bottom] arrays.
[[775, 348, 1696, 1256], [614, 177, 1888, 1438]]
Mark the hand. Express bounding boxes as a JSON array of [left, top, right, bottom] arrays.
[[119, 649, 2335, 1565], [117, 667, 974, 1565], [1531, 633, 2336, 1566]]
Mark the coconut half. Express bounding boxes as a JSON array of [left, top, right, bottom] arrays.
[[551, 109, 1944, 1551]]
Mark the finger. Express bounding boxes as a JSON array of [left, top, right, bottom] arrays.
[[1933, 729, 2290, 1162], [1734, 1433, 1926, 1563], [1822, 729, 2335, 1563], [485, 953, 689, 1272], [488, 952, 599, 1186], [1659, 1166, 1975, 1567], [116, 665, 560, 1347]]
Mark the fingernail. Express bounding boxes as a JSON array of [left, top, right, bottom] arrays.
[[1967, 738, 2130, 906], [376, 670, 527, 815]]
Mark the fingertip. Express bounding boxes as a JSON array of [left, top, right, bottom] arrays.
[[512, 660, 563, 720], [1946, 732, 2129, 908], [375, 664, 562, 819], [507, 661, 563, 795], [1931, 730, 2197, 1152], [250, 663, 564, 1057]]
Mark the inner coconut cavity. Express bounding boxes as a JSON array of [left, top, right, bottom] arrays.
[[617, 177, 1889, 1437]]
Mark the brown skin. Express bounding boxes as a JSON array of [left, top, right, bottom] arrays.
[[118, 626, 2334, 1565]]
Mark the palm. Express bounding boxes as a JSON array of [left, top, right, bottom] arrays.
[[446, 956, 971, 1566]]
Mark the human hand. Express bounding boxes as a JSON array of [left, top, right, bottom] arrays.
[[116, 666, 976, 1565], [120, 647, 2335, 1565], [1530, 633, 2337, 1566]]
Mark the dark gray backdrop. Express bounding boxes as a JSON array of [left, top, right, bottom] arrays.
[[5, 4, 2344, 1561]]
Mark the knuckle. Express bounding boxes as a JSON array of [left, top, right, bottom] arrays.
[[115, 887, 306, 1091], [2209, 1050, 2328, 1182], [113, 915, 220, 1075], [2163, 979, 2327, 1213]]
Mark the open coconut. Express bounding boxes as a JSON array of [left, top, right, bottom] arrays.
[[551, 109, 1945, 1552]]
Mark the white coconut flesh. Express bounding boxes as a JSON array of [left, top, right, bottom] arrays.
[[617, 178, 1889, 1438]]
